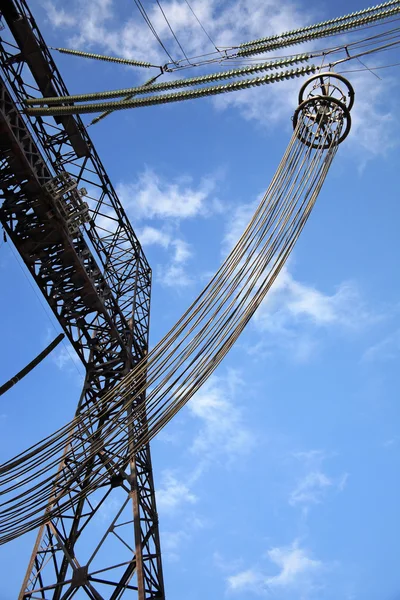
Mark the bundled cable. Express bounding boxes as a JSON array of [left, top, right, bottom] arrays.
[[0, 85, 350, 544], [0, 334, 64, 397]]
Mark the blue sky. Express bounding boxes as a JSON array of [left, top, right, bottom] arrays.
[[0, 0, 400, 598]]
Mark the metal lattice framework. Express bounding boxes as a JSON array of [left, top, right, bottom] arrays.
[[0, 0, 381, 596], [0, 1, 164, 598]]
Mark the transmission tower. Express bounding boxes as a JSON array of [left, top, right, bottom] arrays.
[[0, 1, 164, 597], [0, 0, 361, 596]]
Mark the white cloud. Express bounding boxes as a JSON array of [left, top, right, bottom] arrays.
[[266, 541, 322, 588], [161, 516, 208, 561], [97, 496, 122, 523], [188, 371, 254, 460], [156, 238, 195, 288], [158, 262, 194, 288], [172, 239, 192, 263], [43, 0, 313, 130], [289, 471, 333, 507], [362, 329, 400, 363], [156, 471, 197, 514], [134, 222, 196, 288], [247, 264, 377, 362], [161, 529, 190, 562], [135, 225, 195, 287], [227, 540, 324, 596], [215, 56, 400, 162], [45, 0, 310, 69], [52, 344, 84, 378], [223, 202, 376, 355], [213, 74, 304, 131], [117, 169, 216, 221], [214, 551, 245, 574], [156, 429, 182, 445], [44, 0, 76, 27], [346, 71, 400, 164], [137, 226, 171, 248], [338, 472, 349, 492], [259, 267, 372, 328], [289, 450, 349, 511], [222, 199, 257, 254], [228, 569, 265, 594], [383, 438, 398, 449]]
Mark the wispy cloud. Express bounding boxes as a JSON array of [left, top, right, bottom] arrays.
[[44, 0, 77, 27], [228, 568, 266, 594], [223, 201, 377, 346], [188, 370, 254, 462], [156, 237, 194, 288], [96, 495, 123, 523], [247, 265, 378, 362], [161, 515, 208, 562], [289, 471, 333, 507], [383, 437, 398, 449], [51, 344, 85, 381], [227, 540, 324, 596], [346, 71, 400, 166], [257, 266, 373, 329], [289, 450, 349, 512], [156, 470, 197, 514], [362, 328, 400, 363], [338, 472, 349, 492], [44, 0, 310, 69], [116, 169, 220, 288], [222, 198, 257, 254], [136, 225, 171, 248], [266, 541, 322, 588], [213, 74, 306, 132], [117, 169, 217, 221], [161, 529, 190, 562]]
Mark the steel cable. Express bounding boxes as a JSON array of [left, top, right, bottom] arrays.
[[0, 106, 345, 543]]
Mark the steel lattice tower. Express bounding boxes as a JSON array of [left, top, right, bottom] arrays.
[[0, 1, 165, 597], [0, 0, 362, 596]]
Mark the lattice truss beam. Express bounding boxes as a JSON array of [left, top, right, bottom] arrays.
[[0, 1, 164, 598]]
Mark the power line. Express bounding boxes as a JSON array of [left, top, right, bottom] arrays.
[[25, 26, 400, 116], [26, 55, 310, 106], [0, 334, 65, 397], [237, 0, 400, 49], [165, 14, 400, 72], [6, 242, 85, 379], [25, 65, 318, 116], [338, 60, 400, 73], [183, 0, 220, 52], [156, 0, 193, 65], [331, 38, 400, 66], [132, 0, 176, 64], [236, 5, 400, 58], [0, 96, 351, 542]]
